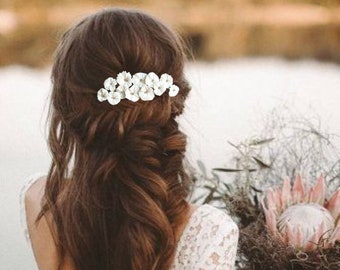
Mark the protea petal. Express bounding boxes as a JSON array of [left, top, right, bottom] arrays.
[[305, 232, 319, 251], [329, 227, 340, 244], [266, 188, 279, 212], [265, 175, 339, 251], [281, 177, 291, 209], [305, 221, 325, 251], [325, 190, 340, 220], [335, 217, 340, 228], [285, 222, 294, 245], [292, 174, 305, 203], [318, 221, 327, 239], [295, 225, 304, 248], [308, 175, 326, 204], [273, 189, 282, 212], [262, 199, 278, 234], [304, 230, 322, 251]]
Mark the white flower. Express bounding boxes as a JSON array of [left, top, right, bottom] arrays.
[[125, 85, 140, 102], [277, 203, 335, 244], [145, 72, 159, 87], [262, 175, 340, 251], [116, 85, 127, 92], [103, 77, 117, 91], [116, 71, 132, 87], [160, 73, 173, 88], [169, 84, 179, 97], [153, 81, 167, 96], [139, 85, 155, 101], [97, 88, 109, 102], [107, 91, 122, 105], [98, 72, 178, 105], [116, 85, 130, 99], [132, 72, 147, 87]]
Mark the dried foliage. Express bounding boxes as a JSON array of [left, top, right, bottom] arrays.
[[190, 108, 340, 269], [238, 212, 340, 270]]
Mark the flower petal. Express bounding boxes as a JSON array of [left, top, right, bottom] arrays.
[[104, 77, 117, 91], [139, 85, 155, 101], [285, 222, 295, 246], [132, 72, 147, 87], [305, 221, 325, 251], [329, 226, 340, 245], [116, 85, 128, 92], [160, 73, 173, 88], [308, 175, 326, 204], [292, 174, 305, 204], [265, 188, 280, 212], [281, 177, 292, 209], [169, 84, 179, 97], [107, 92, 122, 105], [153, 81, 167, 96], [294, 225, 304, 248], [127, 93, 139, 102], [97, 88, 109, 102], [264, 207, 278, 235], [117, 71, 132, 87], [274, 189, 283, 212], [305, 232, 319, 251], [325, 189, 340, 220], [145, 72, 159, 87], [125, 86, 140, 102]]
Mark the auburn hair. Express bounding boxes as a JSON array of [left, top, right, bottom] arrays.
[[37, 8, 192, 270]]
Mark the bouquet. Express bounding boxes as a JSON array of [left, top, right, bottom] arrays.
[[191, 109, 340, 269]]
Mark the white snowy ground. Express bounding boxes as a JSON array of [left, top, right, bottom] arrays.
[[1, 58, 340, 269]]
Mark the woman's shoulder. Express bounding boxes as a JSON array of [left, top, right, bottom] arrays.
[[189, 204, 237, 227], [20, 174, 76, 269], [24, 175, 47, 201], [20, 173, 47, 201], [190, 204, 239, 238], [20, 173, 47, 242]]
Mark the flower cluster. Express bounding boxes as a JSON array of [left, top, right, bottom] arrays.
[[262, 175, 340, 251], [97, 71, 179, 105]]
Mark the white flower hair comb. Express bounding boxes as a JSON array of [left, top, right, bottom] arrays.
[[97, 71, 179, 105]]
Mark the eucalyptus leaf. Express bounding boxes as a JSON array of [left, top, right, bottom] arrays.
[[248, 138, 275, 146], [252, 156, 272, 169], [250, 185, 262, 193]]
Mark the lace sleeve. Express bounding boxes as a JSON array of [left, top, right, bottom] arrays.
[[172, 204, 239, 269], [19, 172, 46, 243], [195, 210, 239, 270]]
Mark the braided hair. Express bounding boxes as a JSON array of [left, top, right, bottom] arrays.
[[37, 8, 192, 270]]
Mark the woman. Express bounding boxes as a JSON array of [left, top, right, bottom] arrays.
[[22, 8, 238, 270]]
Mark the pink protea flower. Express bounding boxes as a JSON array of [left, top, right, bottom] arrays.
[[262, 175, 340, 251]]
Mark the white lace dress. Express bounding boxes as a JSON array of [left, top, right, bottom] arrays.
[[20, 174, 239, 269]]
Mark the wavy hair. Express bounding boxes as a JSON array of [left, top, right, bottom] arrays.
[[37, 8, 192, 270]]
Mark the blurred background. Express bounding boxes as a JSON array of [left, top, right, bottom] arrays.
[[1, 0, 340, 66], [1, 0, 340, 269]]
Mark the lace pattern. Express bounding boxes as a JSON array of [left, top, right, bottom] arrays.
[[171, 204, 239, 270]]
